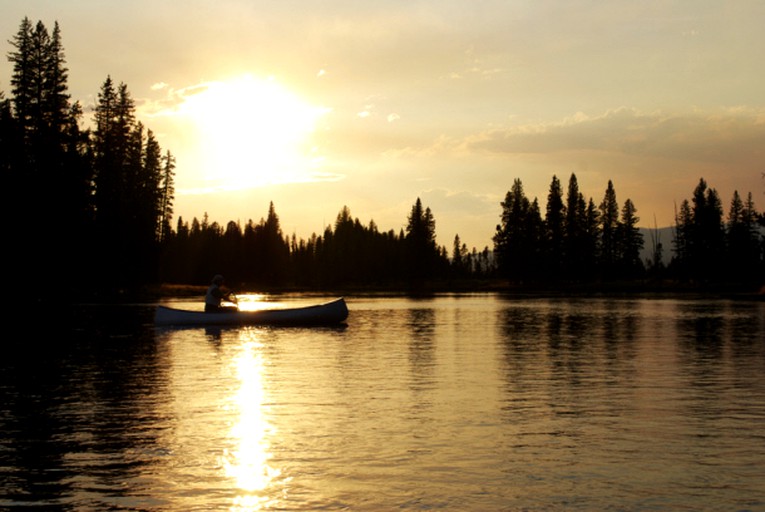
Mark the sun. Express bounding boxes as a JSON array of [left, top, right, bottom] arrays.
[[181, 75, 327, 190]]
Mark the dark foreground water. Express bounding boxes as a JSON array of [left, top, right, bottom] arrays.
[[1, 295, 764, 511]]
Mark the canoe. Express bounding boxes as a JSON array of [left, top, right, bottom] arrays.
[[155, 297, 348, 327]]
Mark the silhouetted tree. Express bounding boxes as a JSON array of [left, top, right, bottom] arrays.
[[600, 180, 620, 277], [618, 199, 644, 277], [0, 92, 17, 173], [545, 175, 565, 279], [726, 191, 762, 284], [221, 220, 243, 281], [672, 179, 726, 283], [693, 179, 725, 281], [564, 173, 590, 278], [579, 198, 601, 280], [158, 150, 175, 242], [253, 202, 290, 287], [494, 178, 544, 282], [405, 197, 439, 284], [451, 234, 469, 278]]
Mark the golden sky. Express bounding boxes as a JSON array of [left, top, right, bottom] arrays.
[[2, 0, 764, 249]]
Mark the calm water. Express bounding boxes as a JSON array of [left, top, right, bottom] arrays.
[[1, 295, 764, 511]]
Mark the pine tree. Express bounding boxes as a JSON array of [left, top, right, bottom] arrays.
[[564, 173, 588, 279], [727, 191, 762, 284], [7, 17, 34, 142], [692, 179, 725, 281], [259, 202, 290, 286], [600, 180, 620, 276], [545, 175, 565, 279], [451, 234, 469, 277], [406, 198, 438, 284], [0, 92, 21, 178], [618, 199, 644, 277], [673, 199, 693, 280], [494, 178, 543, 282], [158, 150, 176, 242], [583, 198, 601, 279]]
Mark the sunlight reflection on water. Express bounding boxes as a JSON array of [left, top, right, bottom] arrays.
[[224, 334, 284, 510]]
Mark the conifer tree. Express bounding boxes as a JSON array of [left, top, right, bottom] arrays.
[[726, 191, 762, 283], [618, 199, 644, 277], [451, 234, 469, 277], [494, 178, 543, 281], [406, 198, 438, 283], [692, 179, 725, 280], [583, 198, 601, 279], [158, 150, 176, 242], [673, 199, 693, 279], [545, 175, 565, 279], [564, 173, 588, 278], [258, 202, 290, 286], [600, 180, 620, 276], [0, 92, 20, 177]]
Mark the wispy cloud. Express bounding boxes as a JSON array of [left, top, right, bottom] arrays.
[[465, 107, 765, 166]]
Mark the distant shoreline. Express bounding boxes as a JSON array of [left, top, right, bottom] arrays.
[[151, 281, 765, 301]]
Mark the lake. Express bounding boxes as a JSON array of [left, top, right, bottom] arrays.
[[1, 294, 764, 511]]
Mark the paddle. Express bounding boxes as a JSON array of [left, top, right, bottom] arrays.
[[225, 291, 239, 308]]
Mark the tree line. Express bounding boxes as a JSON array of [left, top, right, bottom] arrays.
[[493, 174, 764, 288], [158, 172, 763, 291], [2, 18, 763, 300], [159, 199, 495, 290]]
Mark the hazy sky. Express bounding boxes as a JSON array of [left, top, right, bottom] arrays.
[[2, 0, 764, 249]]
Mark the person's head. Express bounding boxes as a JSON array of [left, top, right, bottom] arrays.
[[212, 274, 224, 285]]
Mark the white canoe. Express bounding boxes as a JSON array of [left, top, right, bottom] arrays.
[[155, 297, 348, 327]]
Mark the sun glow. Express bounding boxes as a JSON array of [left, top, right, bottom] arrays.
[[182, 75, 328, 191]]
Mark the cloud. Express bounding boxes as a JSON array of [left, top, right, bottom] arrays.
[[466, 107, 765, 166]]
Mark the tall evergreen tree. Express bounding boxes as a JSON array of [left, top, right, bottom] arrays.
[[451, 234, 468, 277], [726, 191, 762, 283], [0, 91, 21, 178], [7, 17, 34, 142], [545, 175, 565, 279], [405, 197, 438, 284], [494, 178, 543, 282], [673, 199, 693, 279], [583, 198, 601, 279], [258, 202, 290, 287], [692, 178, 725, 281], [672, 179, 726, 282], [158, 150, 176, 242], [564, 173, 588, 278], [618, 199, 644, 277], [600, 180, 620, 276]]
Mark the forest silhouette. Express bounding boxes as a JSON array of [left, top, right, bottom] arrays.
[[2, 18, 763, 302]]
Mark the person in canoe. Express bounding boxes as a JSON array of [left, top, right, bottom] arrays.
[[205, 274, 238, 313]]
